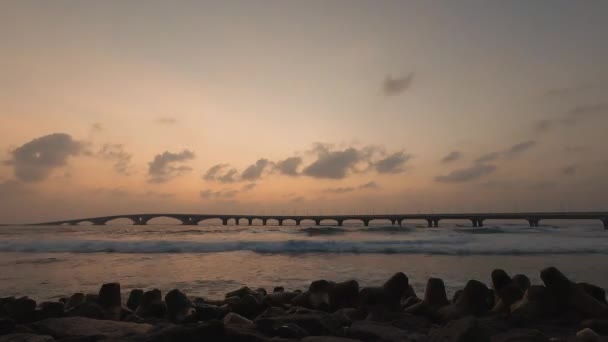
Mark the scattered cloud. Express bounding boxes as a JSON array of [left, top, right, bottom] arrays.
[[241, 159, 270, 181], [382, 73, 414, 96], [147, 149, 195, 183], [374, 151, 411, 174], [98, 144, 132, 175], [441, 151, 463, 163], [200, 189, 238, 199], [322, 186, 355, 194], [435, 163, 496, 183], [303, 146, 361, 179], [90, 123, 103, 132], [561, 165, 577, 176], [242, 183, 256, 191], [275, 157, 302, 176], [203, 164, 239, 183], [475, 140, 537, 163], [157, 117, 177, 124], [359, 181, 380, 189], [5, 133, 85, 182], [533, 103, 608, 133]]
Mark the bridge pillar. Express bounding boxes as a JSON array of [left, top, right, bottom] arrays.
[[471, 219, 478, 227], [235, 218, 240, 226], [602, 218, 608, 230], [363, 219, 370, 227], [246, 218, 251, 226], [528, 219, 539, 227], [398, 220, 402, 227], [433, 219, 439, 228], [427, 219, 433, 228], [295, 219, 301, 226], [92, 220, 106, 226], [478, 219, 484, 227], [337, 220, 343, 226], [262, 219, 267, 226], [222, 218, 228, 225], [279, 219, 283, 226], [133, 217, 147, 225], [315, 219, 321, 226]]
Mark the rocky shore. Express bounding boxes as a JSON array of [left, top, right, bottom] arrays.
[[1, 267, 608, 342]]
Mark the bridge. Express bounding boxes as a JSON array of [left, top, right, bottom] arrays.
[[31, 212, 608, 229]]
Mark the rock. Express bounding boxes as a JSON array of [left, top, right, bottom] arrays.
[[4, 297, 37, 323], [84, 294, 98, 303], [275, 323, 310, 338], [164, 289, 194, 323], [273, 287, 285, 293], [126, 289, 144, 311], [224, 325, 271, 342], [291, 291, 312, 308], [64, 294, 85, 312], [424, 278, 449, 309], [225, 286, 254, 299], [258, 306, 287, 319], [510, 285, 557, 321], [390, 314, 433, 334], [223, 312, 254, 326], [491, 269, 512, 293], [452, 290, 463, 304], [0, 318, 16, 335], [256, 313, 341, 336], [330, 280, 359, 311], [232, 294, 263, 319], [38, 302, 65, 320], [383, 272, 410, 299], [98, 283, 121, 309], [135, 290, 165, 319], [346, 320, 414, 342], [0, 334, 54, 342], [581, 318, 608, 334], [512, 274, 531, 292], [438, 280, 490, 321], [255, 288, 268, 297], [576, 328, 602, 342], [30, 317, 154, 339], [493, 283, 523, 313], [429, 316, 490, 342], [541, 267, 608, 317], [302, 337, 363, 342], [309, 280, 333, 311], [194, 304, 221, 321], [65, 302, 105, 320], [578, 283, 607, 305], [142, 320, 224, 342], [265, 292, 299, 307], [330, 308, 366, 325], [490, 328, 545, 342]]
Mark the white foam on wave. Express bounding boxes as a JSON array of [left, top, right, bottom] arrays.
[[1, 232, 607, 255]]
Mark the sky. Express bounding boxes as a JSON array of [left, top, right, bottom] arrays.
[[1, 1, 608, 223]]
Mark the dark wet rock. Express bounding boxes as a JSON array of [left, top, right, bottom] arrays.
[[510, 285, 557, 321], [302, 337, 363, 342], [225, 296, 242, 306], [451, 290, 463, 304], [64, 294, 85, 312], [135, 290, 165, 319], [491, 270, 512, 293], [577, 283, 607, 305], [4, 297, 37, 323], [345, 320, 415, 342], [265, 292, 299, 307], [38, 302, 65, 320], [429, 316, 491, 342], [291, 291, 312, 309], [0, 333, 54, 342], [30, 317, 154, 339], [255, 313, 341, 336], [141, 320, 224, 342], [541, 267, 608, 318], [489, 328, 545, 342], [232, 294, 263, 319], [576, 328, 602, 342], [65, 302, 105, 320], [194, 304, 221, 321], [493, 283, 523, 313], [273, 287, 285, 293], [224, 325, 272, 342], [0, 318, 16, 335], [84, 294, 98, 304], [126, 290, 144, 311], [390, 314, 433, 335], [275, 323, 309, 338], [255, 288, 267, 297], [308, 280, 333, 311], [402, 296, 423, 310], [405, 278, 448, 318], [581, 318, 608, 334], [98, 283, 121, 309], [512, 274, 531, 292], [330, 308, 367, 326], [330, 280, 359, 311], [226, 286, 255, 299], [383, 272, 410, 299], [223, 312, 254, 326], [258, 307, 287, 319], [164, 289, 193, 323], [438, 280, 490, 321]]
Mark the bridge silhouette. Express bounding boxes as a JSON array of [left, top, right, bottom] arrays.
[[32, 212, 608, 229]]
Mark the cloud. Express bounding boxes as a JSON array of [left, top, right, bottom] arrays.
[[275, 157, 302, 176], [90, 123, 103, 132], [382, 73, 414, 96], [303, 146, 361, 179], [322, 186, 355, 194], [561, 165, 577, 176], [200, 189, 239, 199], [203, 163, 239, 183], [98, 144, 132, 175], [533, 103, 607, 133], [242, 183, 256, 191], [241, 159, 270, 181], [435, 163, 496, 183], [157, 117, 177, 124], [441, 151, 463, 163], [374, 151, 411, 174], [290, 196, 305, 203], [6, 133, 85, 182], [475, 140, 537, 163], [359, 181, 380, 189], [147, 149, 195, 183]]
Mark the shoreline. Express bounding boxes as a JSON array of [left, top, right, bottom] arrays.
[[1, 267, 608, 341]]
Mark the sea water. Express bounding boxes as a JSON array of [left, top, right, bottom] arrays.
[[1, 220, 607, 300]]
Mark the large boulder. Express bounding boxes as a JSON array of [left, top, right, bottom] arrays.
[[429, 316, 491, 342], [345, 320, 417, 342], [4, 297, 36, 323], [164, 289, 194, 323], [510, 285, 557, 321], [0, 334, 54, 342], [141, 320, 224, 342], [329, 280, 359, 311], [255, 313, 342, 336], [438, 280, 490, 321], [577, 283, 607, 305], [136, 289, 166, 319], [0, 318, 16, 335], [65, 302, 105, 320], [308, 280, 333, 311], [64, 294, 85, 312], [98, 283, 121, 320], [127, 289, 144, 311], [37, 302, 65, 320], [404, 277, 449, 319], [30, 317, 154, 339]]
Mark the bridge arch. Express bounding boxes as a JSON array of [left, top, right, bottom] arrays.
[[300, 218, 317, 226], [104, 217, 137, 225], [145, 216, 185, 225], [197, 218, 223, 225], [319, 218, 340, 226]]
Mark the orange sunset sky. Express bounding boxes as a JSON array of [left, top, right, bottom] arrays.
[[1, 1, 607, 223]]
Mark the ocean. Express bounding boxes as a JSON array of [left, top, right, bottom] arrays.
[[1, 220, 607, 300]]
